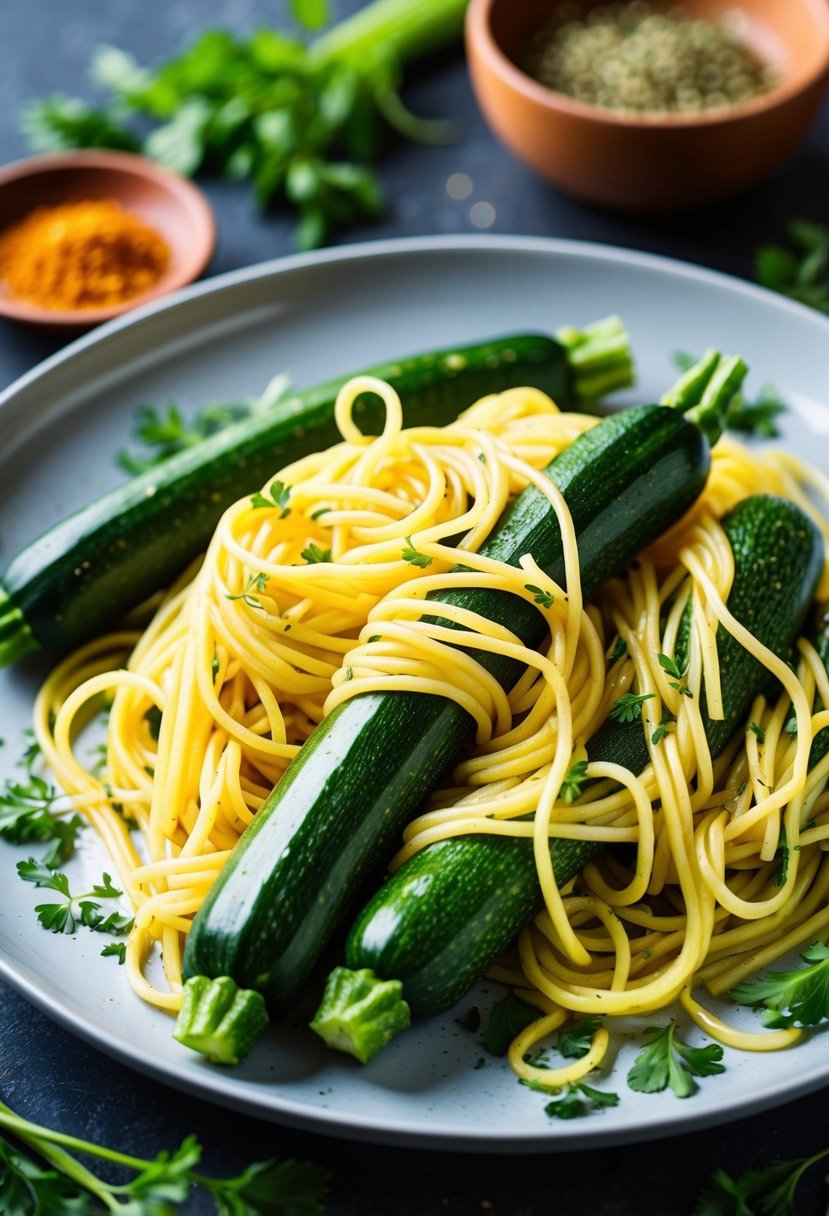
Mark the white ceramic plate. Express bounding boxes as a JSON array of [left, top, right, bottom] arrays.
[[1, 236, 829, 1152]]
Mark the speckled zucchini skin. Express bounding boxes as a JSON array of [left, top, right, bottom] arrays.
[[183, 404, 710, 1007], [0, 334, 566, 660], [345, 495, 823, 1018]]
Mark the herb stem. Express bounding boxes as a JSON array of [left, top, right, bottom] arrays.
[[310, 0, 467, 70], [0, 1101, 125, 1210], [0, 1103, 149, 1173]]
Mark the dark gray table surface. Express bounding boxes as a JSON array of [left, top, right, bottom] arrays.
[[1, 3, 828, 1213]]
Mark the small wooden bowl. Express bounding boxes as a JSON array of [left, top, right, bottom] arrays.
[[0, 150, 216, 328], [466, 0, 829, 211]]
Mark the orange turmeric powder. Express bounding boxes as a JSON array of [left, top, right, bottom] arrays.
[[0, 198, 170, 311]]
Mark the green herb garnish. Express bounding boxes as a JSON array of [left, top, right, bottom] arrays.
[[607, 636, 627, 666], [227, 572, 270, 607], [557, 1016, 602, 1059], [525, 584, 555, 609], [651, 716, 674, 745], [730, 940, 829, 1028], [560, 760, 589, 805], [401, 536, 432, 568], [658, 652, 692, 698], [251, 478, 292, 514], [301, 542, 332, 564], [482, 994, 539, 1056], [16, 861, 132, 938], [610, 692, 655, 723], [540, 1082, 619, 1120], [627, 1023, 724, 1098]]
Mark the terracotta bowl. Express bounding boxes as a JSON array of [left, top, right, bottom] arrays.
[[0, 150, 216, 328], [466, 0, 829, 211]]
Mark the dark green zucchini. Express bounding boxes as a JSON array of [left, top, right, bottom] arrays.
[[0, 321, 632, 666], [183, 397, 714, 1008], [320, 494, 823, 1055]]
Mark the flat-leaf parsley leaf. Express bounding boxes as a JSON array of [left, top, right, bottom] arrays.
[[402, 536, 432, 568], [730, 940, 829, 1028], [627, 1023, 724, 1098]]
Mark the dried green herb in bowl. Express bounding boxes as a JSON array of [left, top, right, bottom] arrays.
[[522, 0, 778, 115]]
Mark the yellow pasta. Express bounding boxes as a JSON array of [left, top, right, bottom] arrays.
[[31, 373, 829, 1087]]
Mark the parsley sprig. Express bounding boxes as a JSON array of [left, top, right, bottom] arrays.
[[692, 1146, 829, 1216], [557, 1016, 603, 1059], [560, 760, 589, 805], [301, 542, 332, 564], [227, 572, 270, 608], [658, 652, 693, 698], [730, 940, 829, 1028], [251, 477, 292, 514], [0, 737, 83, 868], [610, 691, 655, 723], [401, 536, 432, 568], [542, 1082, 619, 1120], [17, 861, 133, 938], [627, 1023, 725, 1098], [0, 1096, 330, 1215]]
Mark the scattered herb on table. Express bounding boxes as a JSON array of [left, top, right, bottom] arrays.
[[0, 1096, 330, 1215], [22, 0, 466, 249], [756, 220, 829, 315], [691, 1146, 829, 1216], [627, 1023, 725, 1098], [730, 940, 829, 1028]]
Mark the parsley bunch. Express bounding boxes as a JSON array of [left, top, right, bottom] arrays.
[[0, 1096, 330, 1214], [22, 0, 467, 249]]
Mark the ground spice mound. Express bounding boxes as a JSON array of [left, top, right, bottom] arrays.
[[0, 198, 170, 311]]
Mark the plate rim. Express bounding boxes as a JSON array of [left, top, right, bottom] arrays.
[[2, 232, 829, 1151]]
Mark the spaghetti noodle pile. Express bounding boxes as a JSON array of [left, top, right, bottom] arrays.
[[34, 375, 829, 1083]]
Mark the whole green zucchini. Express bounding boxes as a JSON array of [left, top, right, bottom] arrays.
[[183, 391, 717, 1009], [0, 321, 632, 666], [319, 494, 823, 1061]]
